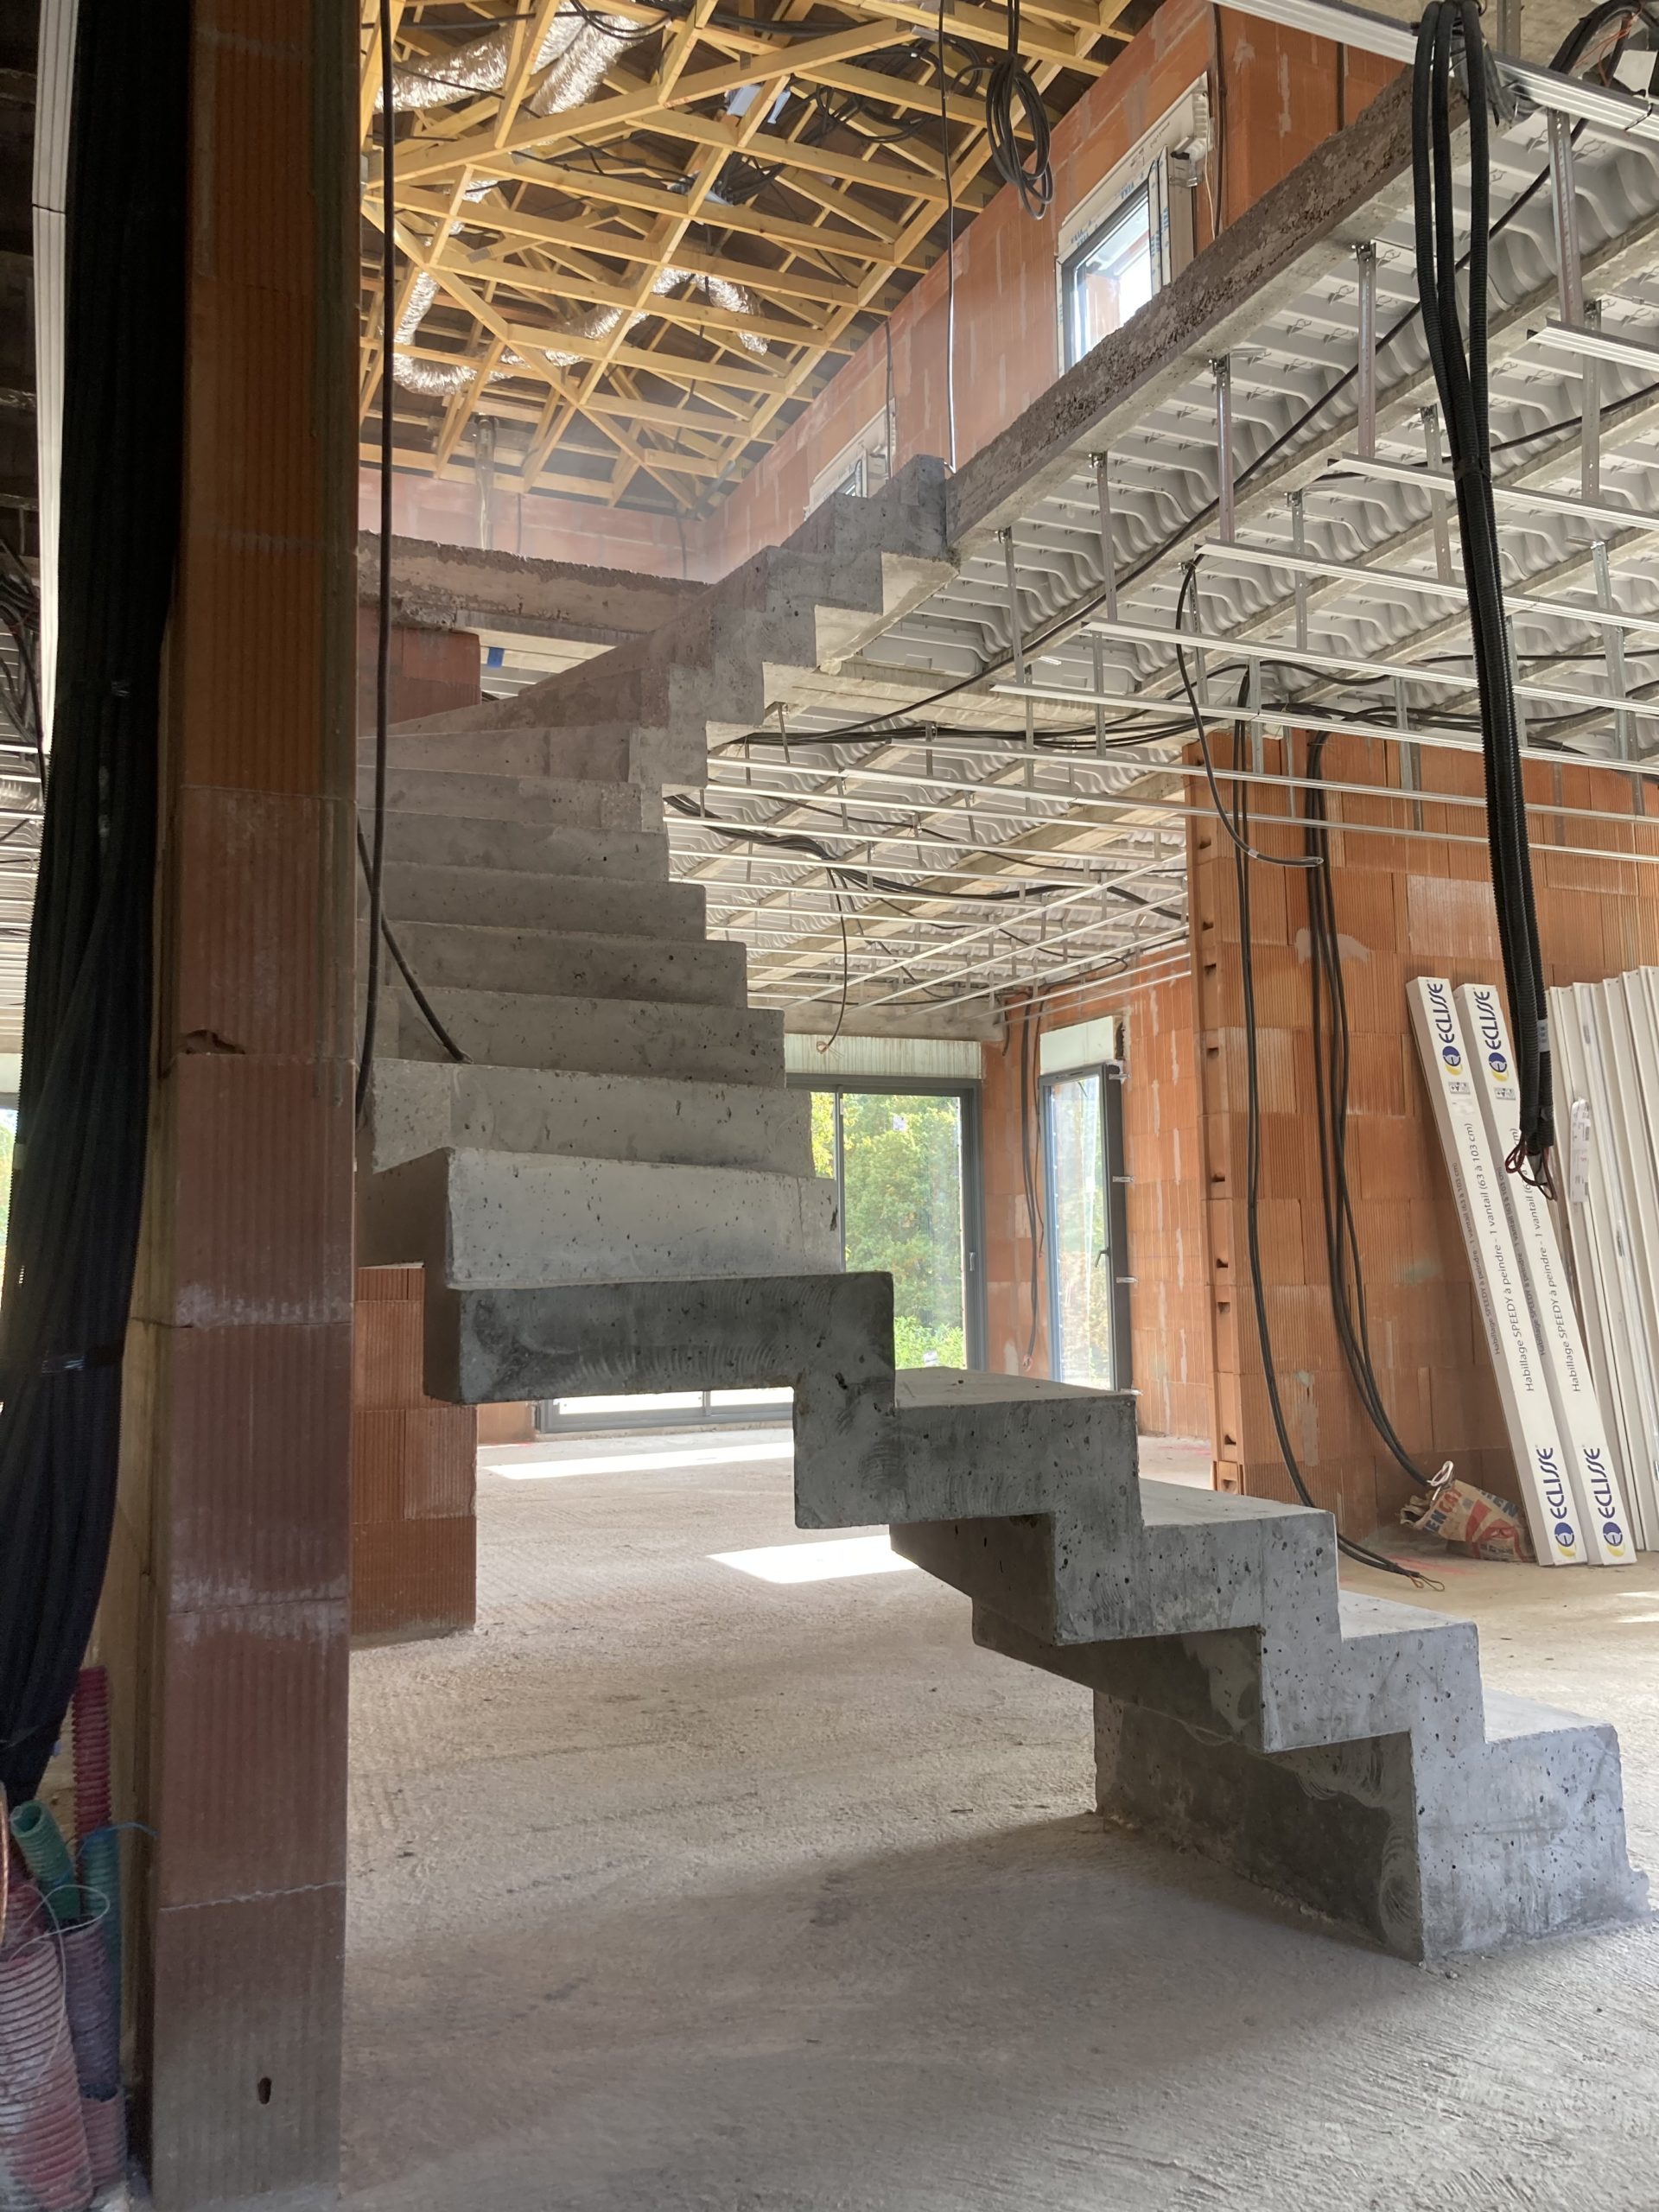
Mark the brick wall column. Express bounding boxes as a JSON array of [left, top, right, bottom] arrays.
[[107, 6, 357, 2203]]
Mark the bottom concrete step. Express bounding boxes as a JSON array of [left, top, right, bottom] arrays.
[[365, 1058, 816, 1177]]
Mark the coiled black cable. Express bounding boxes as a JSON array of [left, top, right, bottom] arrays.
[[986, 0, 1052, 218], [1414, 0, 1553, 1185]]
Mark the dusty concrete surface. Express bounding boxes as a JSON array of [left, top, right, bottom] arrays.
[[343, 1433, 1659, 2212]]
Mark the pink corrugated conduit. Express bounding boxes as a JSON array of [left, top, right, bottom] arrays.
[[0, 1888, 92, 2212], [69, 1674, 109, 1846]]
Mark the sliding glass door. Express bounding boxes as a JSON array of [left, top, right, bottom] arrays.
[[1041, 1064, 1132, 1389], [808, 1084, 984, 1370]]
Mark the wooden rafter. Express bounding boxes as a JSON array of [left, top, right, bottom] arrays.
[[361, 0, 1126, 512]]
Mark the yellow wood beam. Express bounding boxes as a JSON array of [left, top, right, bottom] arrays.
[[389, 182, 873, 307], [378, 22, 912, 184]]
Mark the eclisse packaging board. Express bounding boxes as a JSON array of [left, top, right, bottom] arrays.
[[1408, 976, 1587, 1564]]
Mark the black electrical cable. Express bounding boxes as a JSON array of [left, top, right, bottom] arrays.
[[1414, 0, 1553, 1185], [1174, 567, 1321, 872], [1229, 741, 1422, 1582], [1300, 731, 1436, 1487], [1491, 376, 1659, 451], [358, 3, 397, 1126], [666, 794, 1185, 918], [986, 0, 1052, 218], [0, 0, 188, 1800], [353, 823, 469, 1065]]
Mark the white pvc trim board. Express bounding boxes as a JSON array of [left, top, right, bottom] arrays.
[[1454, 985, 1636, 1562], [1408, 978, 1587, 1564], [1551, 976, 1659, 1548], [1550, 984, 1659, 1548]]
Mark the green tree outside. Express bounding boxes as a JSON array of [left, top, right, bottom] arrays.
[[809, 1089, 966, 1368]]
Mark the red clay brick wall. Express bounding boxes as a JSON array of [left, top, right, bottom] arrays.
[[355, 609, 480, 729], [365, 5, 1399, 579], [1192, 731, 1659, 1539], [353, 1268, 478, 1639], [981, 950, 1213, 1440]]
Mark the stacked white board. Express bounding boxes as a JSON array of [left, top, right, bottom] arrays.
[[1408, 978, 1591, 1564], [1546, 972, 1659, 1550], [1452, 985, 1635, 1563]]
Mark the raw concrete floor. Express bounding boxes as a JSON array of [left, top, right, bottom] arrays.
[[343, 1427, 1659, 2212]]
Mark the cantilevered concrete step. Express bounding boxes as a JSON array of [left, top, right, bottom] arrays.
[[365, 1059, 815, 1178], [359, 724, 635, 783], [387, 918, 746, 1009], [379, 817, 671, 885], [359, 766, 656, 832], [361, 1147, 838, 1290], [395, 985, 785, 1086], [384, 861, 701, 940]]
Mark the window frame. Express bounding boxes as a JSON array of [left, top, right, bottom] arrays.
[[1039, 1059, 1134, 1391], [791, 1073, 988, 1371], [1059, 178, 1160, 370], [1053, 79, 1209, 370], [807, 406, 893, 513]]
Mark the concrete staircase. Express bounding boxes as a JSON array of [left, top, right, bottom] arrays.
[[356, 486, 1646, 1965], [380, 457, 955, 785]]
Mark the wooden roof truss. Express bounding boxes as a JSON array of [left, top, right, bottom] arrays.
[[359, 0, 1132, 512]]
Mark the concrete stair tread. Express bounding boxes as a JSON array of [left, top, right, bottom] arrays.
[[1137, 1479, 1315, 1528], [1480, 1686, 1606, 1741], [894, 1367, 1109, 1410]]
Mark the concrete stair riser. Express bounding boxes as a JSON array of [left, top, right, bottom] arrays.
[[395, 987, 786, 1085], [360, 726, 636, 782], [362, 1147, 839, 1290], [381, 822, 671, 891], [358, 768, 657, 831], [365, 1060, 816, 1178], [386, 919, 747, 1008], [382, 866, 704, 940]]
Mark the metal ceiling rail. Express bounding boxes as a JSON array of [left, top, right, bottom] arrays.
[[671, 59, 1659, 1018], [710, 744, 1659, 837]]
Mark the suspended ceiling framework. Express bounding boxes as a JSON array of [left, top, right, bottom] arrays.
[[359, 0, 1129, 513], [652, 41, 1659, 1027]]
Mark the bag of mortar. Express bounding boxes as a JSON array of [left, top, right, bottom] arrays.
[[1401, 1465, 1535, 1562]]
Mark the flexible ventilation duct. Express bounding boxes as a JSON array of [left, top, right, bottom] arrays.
[[391, 261, 768, 397]]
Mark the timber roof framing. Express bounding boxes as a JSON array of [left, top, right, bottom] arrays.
[[359, 0, 1131, 513]]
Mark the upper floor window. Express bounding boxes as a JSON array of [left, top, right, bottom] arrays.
[[1057, 83, 1210, 370], [1062, 187, 1156, 365], [808, 408, 893, 512]]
